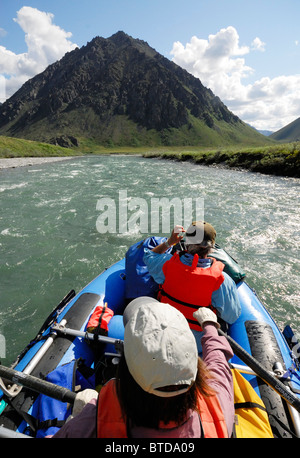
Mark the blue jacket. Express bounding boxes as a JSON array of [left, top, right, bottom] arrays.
[[125, 237, 171, 299]]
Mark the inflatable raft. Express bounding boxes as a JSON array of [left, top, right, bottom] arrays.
[[0, 244, 299, 438]]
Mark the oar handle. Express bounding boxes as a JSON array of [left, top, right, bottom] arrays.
[[0, 365, 76, 404], [218, 329, 300, 414]]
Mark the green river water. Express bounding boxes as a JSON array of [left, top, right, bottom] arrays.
[[0, 155, 299, 364]]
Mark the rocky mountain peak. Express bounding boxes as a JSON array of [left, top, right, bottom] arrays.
[[0, 32, 265, 147]]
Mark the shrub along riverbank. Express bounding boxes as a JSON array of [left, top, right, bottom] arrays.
[[0, 135, 299, 178], [142, 143, 300, 178]]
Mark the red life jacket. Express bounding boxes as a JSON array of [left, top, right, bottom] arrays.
[[97, 379, 228, 438], [158, 253, 224, 331]]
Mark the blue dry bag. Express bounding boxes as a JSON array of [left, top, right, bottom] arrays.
[[34, 359, 95, 438], [125, 236, 169, 300]]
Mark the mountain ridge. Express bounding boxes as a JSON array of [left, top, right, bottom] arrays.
[[0, 31, 269, 147], [270, 117, 300, 142]]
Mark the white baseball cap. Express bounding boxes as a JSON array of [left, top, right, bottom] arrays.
[[123, 297, 198, 398]]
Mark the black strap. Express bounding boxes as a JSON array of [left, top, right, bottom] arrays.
[[234, 402, 267, 412], [159, 288, 218, 325], [198, 414, 205, 438], [160, 288, 216, 312], [93, 305, 109, 342], [37, 418, 66, 430], [94, 302, 107, 336], [160, 288, 201, 310], [4, 396, 39, 433], [4, 395, 68, 434]]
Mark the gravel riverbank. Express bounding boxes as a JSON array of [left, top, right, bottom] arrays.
[[0, 156, 76, 170]]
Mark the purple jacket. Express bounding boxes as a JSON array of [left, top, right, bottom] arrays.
[[53, 325, 234, 438]]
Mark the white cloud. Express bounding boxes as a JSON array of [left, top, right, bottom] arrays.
[[0, 7, 78, 102], [0, 75, 5, 102], [251, 37, 266, 52], [171, 27, 300, 132]]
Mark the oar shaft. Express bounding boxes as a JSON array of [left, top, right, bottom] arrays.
[[0, 426, 32, 439], [219, 329, 300, 414], [51, 323, 124, 354], [0, 365, 76, 404]]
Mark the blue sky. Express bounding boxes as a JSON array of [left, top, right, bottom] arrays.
[[1, 0, 300, 132]]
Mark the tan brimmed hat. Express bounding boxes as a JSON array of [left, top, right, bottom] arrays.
[[185, 220, 216, 245], [123, 297, 198, 398]]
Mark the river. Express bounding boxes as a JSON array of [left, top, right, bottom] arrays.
[[0, 155, 299, 364]]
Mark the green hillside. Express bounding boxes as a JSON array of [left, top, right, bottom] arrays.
[[270, 117, 300, 142], [0, 135, 79, 158]]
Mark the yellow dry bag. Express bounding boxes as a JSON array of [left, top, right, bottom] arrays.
[[232, 367, 274, 438]]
